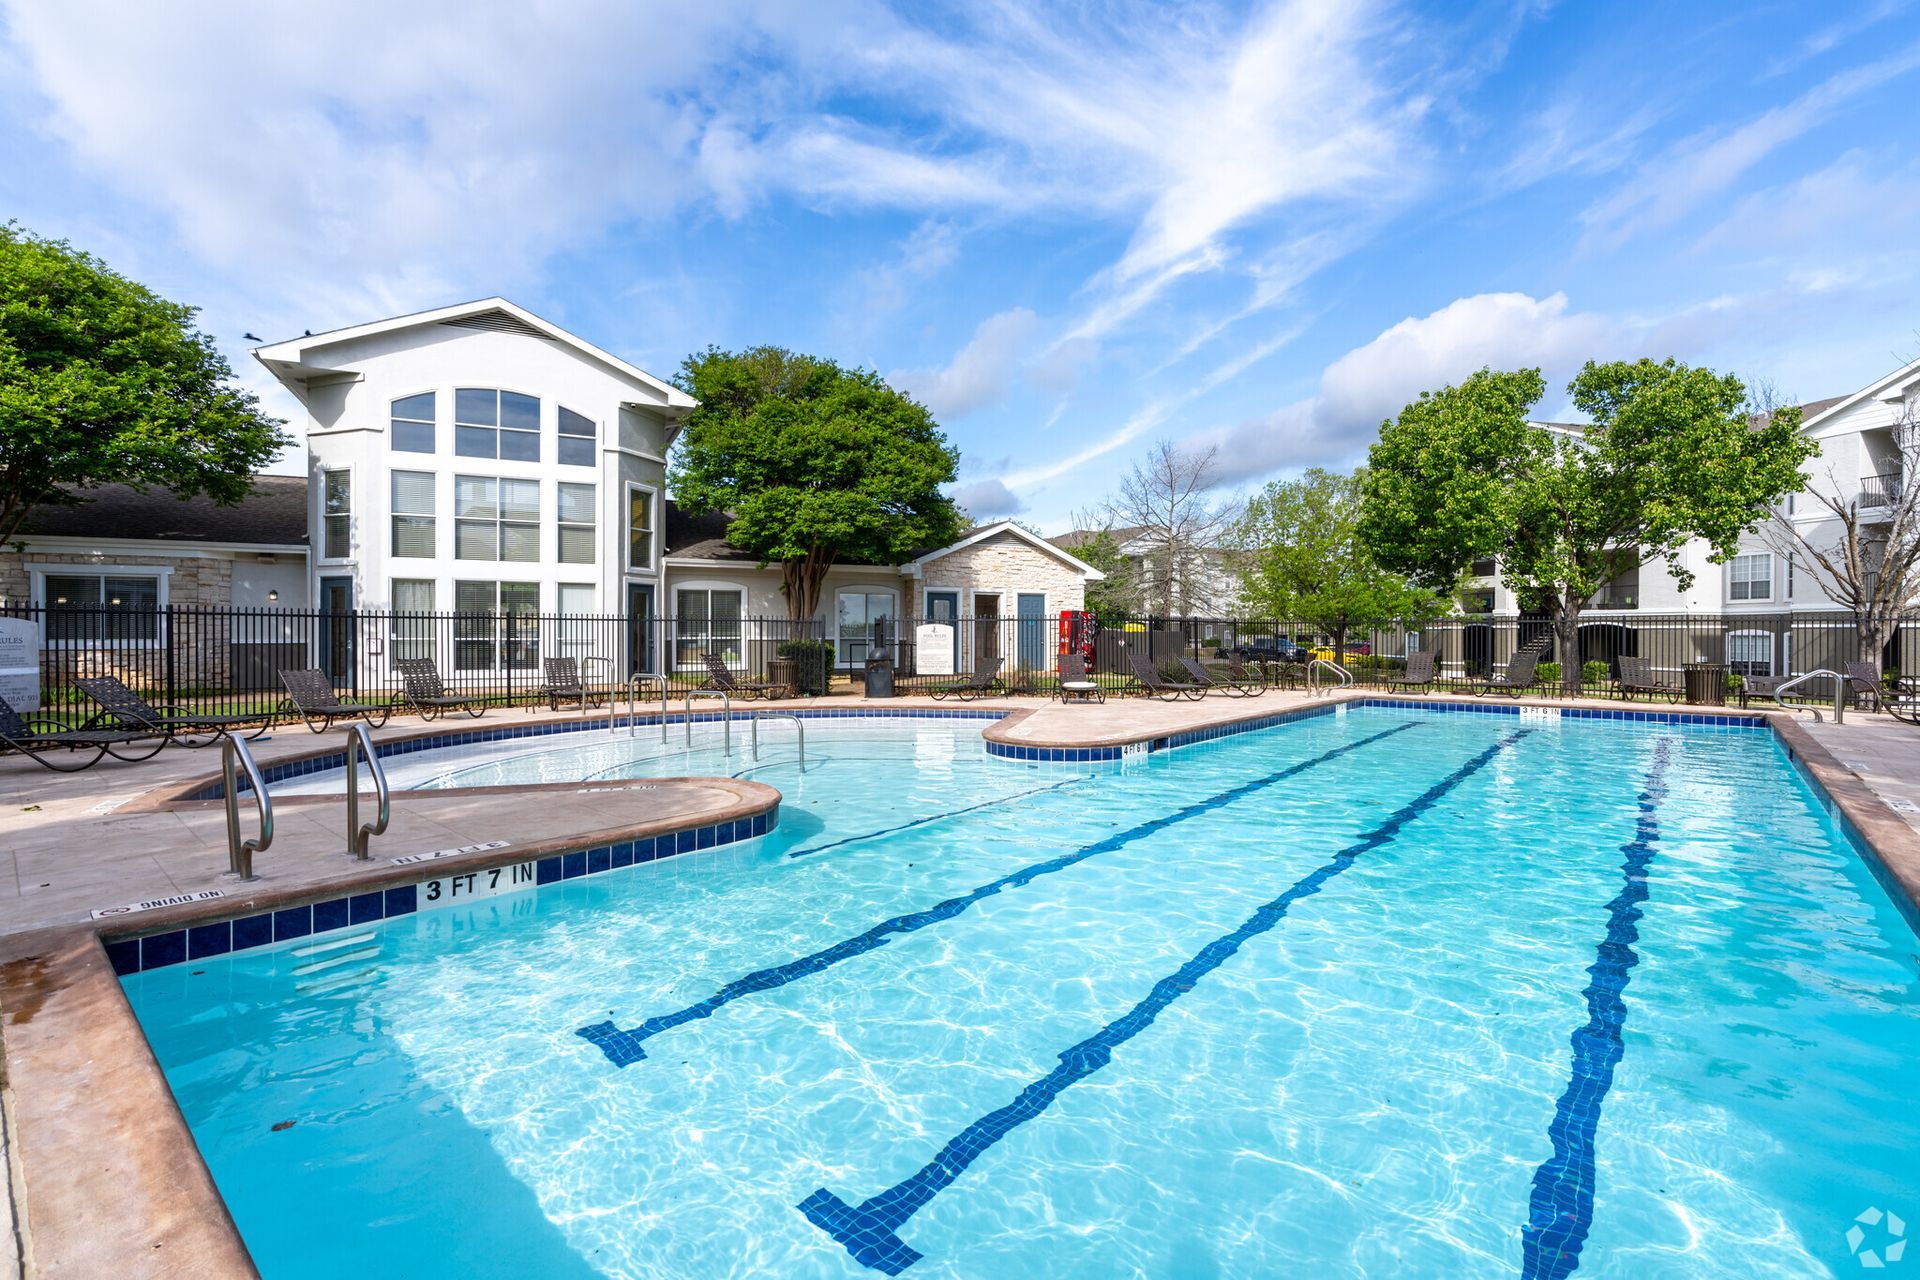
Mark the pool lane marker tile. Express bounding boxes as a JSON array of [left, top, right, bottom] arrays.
[[1520, 737, 1673, 1280], [784, 776, 1090, 860], [576, 722, 1424, 1068], [798, 727, 1534, 1275]]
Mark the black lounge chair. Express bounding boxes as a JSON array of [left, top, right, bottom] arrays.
[[397, 658, 486, 720], [1845, 662, 1887, 713], [1126, 647, 1205, 701], [542, 657, 605, 712], [1055, 653, 1104, 704], [1473, 645, 1544, 698], [702, 652, 783, 701], [73, 674, 270, 745], [278, 668, 393, 733], [1617, 656, 1681, 704], [1384, 650, 1438, 696], [1, 696, 166, 771], [931, 656, 1002, 702], [1222, 655, 1272, 693], [1178, 655, 1259, 697]]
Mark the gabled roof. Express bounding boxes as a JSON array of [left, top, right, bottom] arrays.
[[1800, 355, 1920, 433], [18, 477, 309, 547], [902, 520, 1105, 580], [252, 297, 697, 414]]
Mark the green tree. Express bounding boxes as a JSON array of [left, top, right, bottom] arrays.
[[1233, 467, 1447, 657], [1358, 361, 1814, 694], [1060, 525, 1140, 625], [0, 224, 288, 544], [671, 346, 963, 621]]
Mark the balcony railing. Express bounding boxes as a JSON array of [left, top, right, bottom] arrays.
[[1859, 472, 1902, 508]]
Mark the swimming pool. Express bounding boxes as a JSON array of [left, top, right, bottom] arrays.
[[122, 707, 1920, 1278]]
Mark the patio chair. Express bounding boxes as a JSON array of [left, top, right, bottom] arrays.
[[541, 658, 605, 712], [397, 658, 487, 721], [1383, 651, 1438, 696], [0, 696, 167, 771], [1472, 645, 1544, 698], [930, 655, 1003, 702], [1617, 656, 1681, 704], [1222, 655, 1272, 694], [1178, 655, 1259, 697], [73, 674, 271, 746], [277, 668, 393, 734], [1125, 646, 1205, 702], [1055, 652, 1104, 704], [1845, 662, 1887, 713], [701, 652, 783, 701]]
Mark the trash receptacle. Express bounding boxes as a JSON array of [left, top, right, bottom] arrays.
[[863, 654, 895, 699], [1682, 662, 1726, 706]]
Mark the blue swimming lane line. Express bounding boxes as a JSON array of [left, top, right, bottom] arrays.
[[785, 777, 1090, 860], [1520, 737, 1674, 1280], [575, 721, 1422, 1068], [798, 727, 1534, 1275]]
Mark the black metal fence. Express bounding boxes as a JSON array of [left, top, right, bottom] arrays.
[[6, 605, 1918, 725]]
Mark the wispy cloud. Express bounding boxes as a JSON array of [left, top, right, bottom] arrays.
[[891, 307, 1037, 418]]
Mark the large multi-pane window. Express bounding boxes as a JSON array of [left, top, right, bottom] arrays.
[[454, 388, 540, 461], [454, 476, 539, 562], [628, 486, 655, 570], [836, 590, 896, 666], [1727, 631, 1775, 677], [453, 580, 539, 670], [323, 470, 352, 558], [1729, 553, 1772, 601], [557, 583, 597, 661], [391, 393, 435, 454], [391, 471, 436, 558], [43, 572, 161, 643], [558, 407, 596, 467], [390, 579, 436, 663], [675, 588, 742, 667], [557, 482, 596, 564]]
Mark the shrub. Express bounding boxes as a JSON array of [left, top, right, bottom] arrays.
[[1726, 672, 1745, 693], [1536, 661, 1561, 687], [776, 639, 833, 696], [1582, 660, 1611, 687]]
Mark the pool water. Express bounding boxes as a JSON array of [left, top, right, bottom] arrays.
[[123, 708, 1920, 1278]]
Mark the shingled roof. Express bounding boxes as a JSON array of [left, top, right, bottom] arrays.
[[18, 476, 309, 547]]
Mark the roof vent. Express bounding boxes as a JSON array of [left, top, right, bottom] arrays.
[[439, 310, 550, 339]]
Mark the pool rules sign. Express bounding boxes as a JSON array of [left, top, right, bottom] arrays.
[[0, 617, 37, 712]]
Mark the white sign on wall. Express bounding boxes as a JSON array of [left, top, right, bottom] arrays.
[[916, 623, 956, 676], [0, 617, 39, 713]]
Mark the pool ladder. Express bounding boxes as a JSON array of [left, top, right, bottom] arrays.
[[344, 722, 391, 861], [611, 672, 670, 739], [1306, 658, 1353, 700], [219, 721, 390, 881], [751, 711, 806, 771], [685, 688, 733, 755], [1773, 668, 1847, 724]]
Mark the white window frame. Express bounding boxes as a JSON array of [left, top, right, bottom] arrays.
[[557, 481, 596, 566], [389, 578, 438, 668], [389, 390, 437, 455], [1726, 629, 1776, 678], [453, 387, 542, 463], [557, 406, 598, 468], [452, 579, 541, 672], [391, 470, 437, 559], [672, 582, 746, 670], [1728, 553, 1772, 602], [625, 482, 658, 575], [28, 564, 172, 650], [454, 475, 541, 563], [321, 468, 353, 562], [834, 586, 900, 668]]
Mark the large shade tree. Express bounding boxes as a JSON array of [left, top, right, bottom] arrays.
[[0, 224, 287, 544], [1233, 467, 1448, 658], [1358, 360, 1813, 694], [671, 346, 963, 622]]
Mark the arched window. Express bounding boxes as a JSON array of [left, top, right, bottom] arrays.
[[390, 392, 435, 453], [558, 407, 597, 466]]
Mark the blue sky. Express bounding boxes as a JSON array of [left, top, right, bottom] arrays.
[[3, 0, 1918, 532]]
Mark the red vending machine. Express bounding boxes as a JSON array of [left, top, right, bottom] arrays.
[[1059, 610, 1098, 673]]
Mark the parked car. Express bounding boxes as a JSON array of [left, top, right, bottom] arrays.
[[1221, 638, 1309, 664], [1307, 641, 1373, 663]]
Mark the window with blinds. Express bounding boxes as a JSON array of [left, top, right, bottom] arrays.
[[391, 471, 436, 558], [323, 470, 352, 559], [558, 482, 596, 564], [454, 476, 539, 562], [628, 486, 654, 570], [389, 579, 436, 663]]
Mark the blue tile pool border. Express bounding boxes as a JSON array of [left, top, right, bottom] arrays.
[[106, 806, 777, 977]]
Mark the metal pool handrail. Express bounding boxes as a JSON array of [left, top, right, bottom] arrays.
[[1774, 668, 1845, 724], [1307, 658, 1353, 700], [752, 711, 806, 771], [685, 688, 732, 755], [615, 673, 669, 739], [579, 656, 616, 719], [221, 734, 274, 881], [344, 721, 391, 861]]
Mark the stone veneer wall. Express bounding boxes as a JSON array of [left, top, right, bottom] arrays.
[[912, 531, 1087, 615], [1, 550, 239, 691]]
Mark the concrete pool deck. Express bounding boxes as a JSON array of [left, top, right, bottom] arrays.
[[2, 688, 1919, 1278]]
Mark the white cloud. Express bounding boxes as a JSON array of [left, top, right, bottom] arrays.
[[891, 308, 1037, 418], [949, 478, 1026, 521], [1582, 42, 1920, 249]]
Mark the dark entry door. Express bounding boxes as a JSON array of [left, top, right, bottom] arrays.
[[627, 583, 656, 675], [319, 576, 353, 684]]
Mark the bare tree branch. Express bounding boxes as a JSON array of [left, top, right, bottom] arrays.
[[1104, 442, 1242, 616]]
